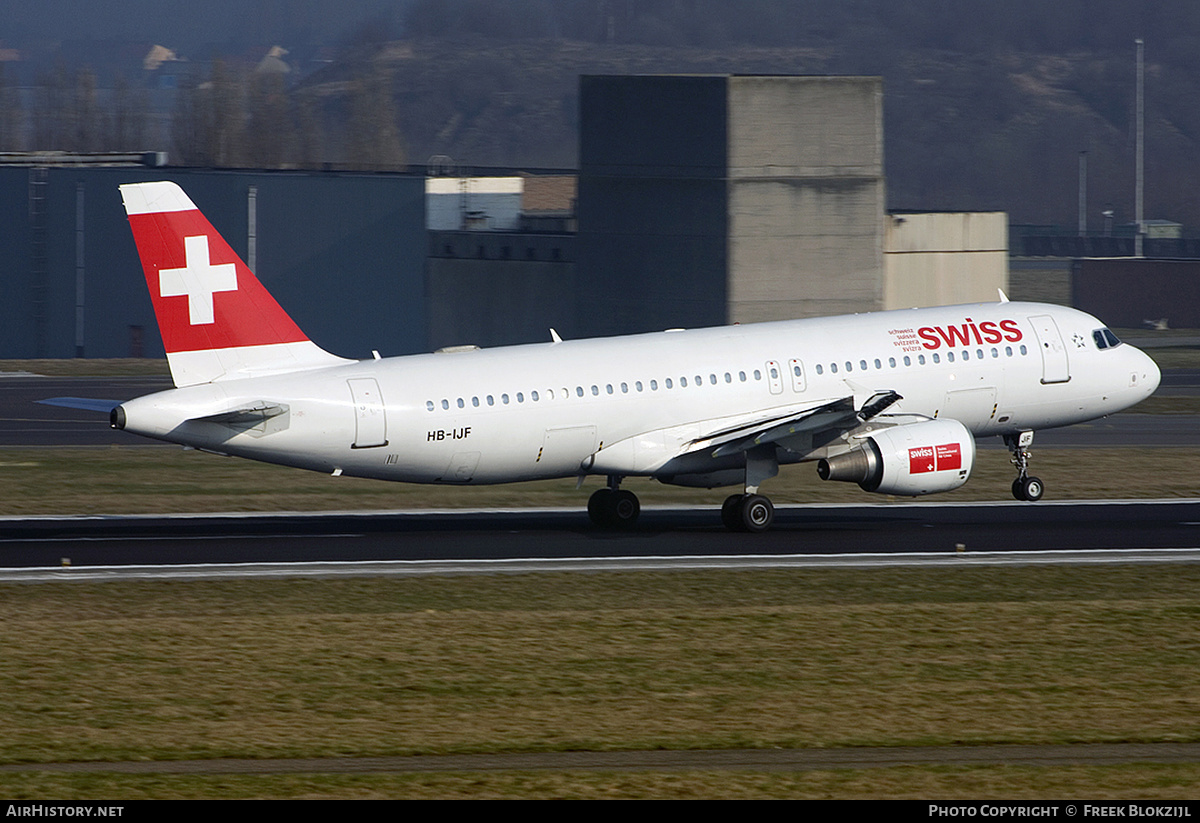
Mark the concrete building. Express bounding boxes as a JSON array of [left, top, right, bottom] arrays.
[[883, 212, 1008, 310], [575, 74, 886, 337]]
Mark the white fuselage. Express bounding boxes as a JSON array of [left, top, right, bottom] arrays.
[[116, 301, 1160, 487]]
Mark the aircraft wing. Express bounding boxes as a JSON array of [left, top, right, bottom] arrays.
[[588, 390, 903, 478], [693, 390, 902, 459]]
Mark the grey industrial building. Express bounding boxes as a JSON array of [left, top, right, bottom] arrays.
[[0, 165, 425, 360]]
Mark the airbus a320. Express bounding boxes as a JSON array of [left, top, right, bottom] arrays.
[[46, 182, 1161, 532]]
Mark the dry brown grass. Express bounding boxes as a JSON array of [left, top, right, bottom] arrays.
[[0, 569, 1196, 763], [1, 444, 1198, 516]]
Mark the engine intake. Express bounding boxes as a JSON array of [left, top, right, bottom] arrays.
[[817, 419, 975, 496]]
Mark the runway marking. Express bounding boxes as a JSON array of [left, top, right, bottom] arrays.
[[2, 548, 1199, 582]]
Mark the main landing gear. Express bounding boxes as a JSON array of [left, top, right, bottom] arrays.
[[1005, 431, 1044, 502], [587, 446, 781, 533], [588, 477, 641, 528], [721, 446, 778, 533], [720, 493, 775, 532]]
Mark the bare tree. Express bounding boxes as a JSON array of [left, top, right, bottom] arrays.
[[345, 62, 405, 170], [0, 64, 22, 151]]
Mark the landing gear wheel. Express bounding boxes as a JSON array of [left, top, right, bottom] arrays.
[[721, 494, 745, 531], [740, 494, 774, 533], [720, 494, 775, 532], [1014, 476, 1044, 502], [588, 487, 640, 528], [610, 489, 640, 526], [588, 488, 614, 526]]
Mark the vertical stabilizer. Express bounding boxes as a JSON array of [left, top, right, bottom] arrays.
[[120, 181, 350, 387]]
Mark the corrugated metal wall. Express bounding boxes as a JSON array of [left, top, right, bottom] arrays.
[[0, 168, 426, 359]]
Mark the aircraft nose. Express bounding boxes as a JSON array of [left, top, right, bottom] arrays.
[[1140, 348, 1161, 395]]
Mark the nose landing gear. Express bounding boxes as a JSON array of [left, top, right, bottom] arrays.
[[1005, 431, 1044, 502]]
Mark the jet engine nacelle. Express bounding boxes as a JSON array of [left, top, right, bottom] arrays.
[[816, 419, 975, 496]]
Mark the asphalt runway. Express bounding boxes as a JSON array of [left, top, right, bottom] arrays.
[[0, 374, 170, 446], [3, 500, 1200, 570]]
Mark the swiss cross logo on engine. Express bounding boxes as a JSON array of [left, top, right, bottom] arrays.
[[158, 235, 237, 325], [909, 443, 962, 474]]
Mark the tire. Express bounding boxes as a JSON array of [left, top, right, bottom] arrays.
[[739, 494, 775, 533], [611, 489, 640, 527], [588, 488, 615, 527], [721, 494, 745, 532], [1021, 476, 1044, 502]]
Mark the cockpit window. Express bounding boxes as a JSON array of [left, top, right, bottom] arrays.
[[1093, 328, 1122, 350]]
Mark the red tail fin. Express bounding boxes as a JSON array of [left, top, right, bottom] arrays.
[[121, 181, 349, 386]]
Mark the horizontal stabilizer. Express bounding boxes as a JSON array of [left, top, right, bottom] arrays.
[[37, 397, 122, 413]]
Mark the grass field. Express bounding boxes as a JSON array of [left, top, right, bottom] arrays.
[[0, 567, 1197, 799], [2, 443, 1199, 516]]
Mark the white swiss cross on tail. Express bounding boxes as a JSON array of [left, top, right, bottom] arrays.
[[158, 235, 237, 325]]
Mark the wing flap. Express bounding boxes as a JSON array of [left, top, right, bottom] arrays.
[[706, 391, 902, 458]]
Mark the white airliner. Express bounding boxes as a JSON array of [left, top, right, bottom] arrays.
[[50, 181, 1162, 531]]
